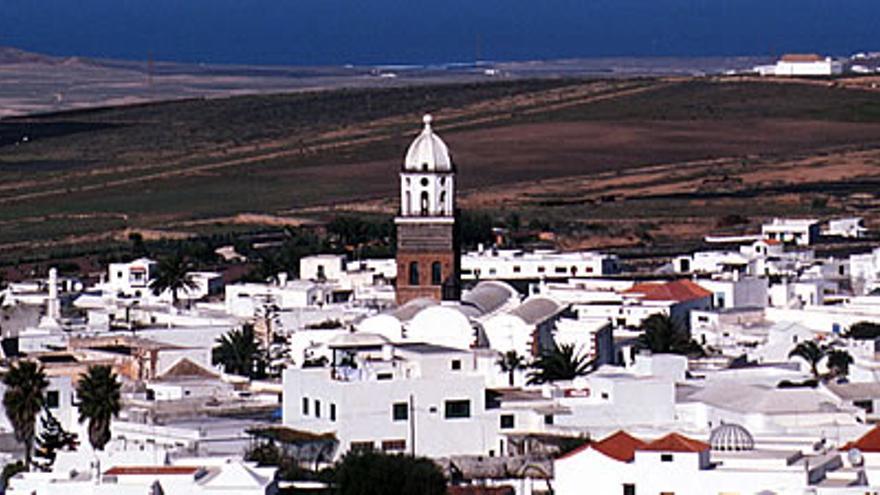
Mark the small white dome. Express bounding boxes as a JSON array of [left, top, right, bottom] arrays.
[[404, 114, 452, 172], [709, 423, 755, 451], [407, 305, 473, 349], [356, 314, 403, 341]]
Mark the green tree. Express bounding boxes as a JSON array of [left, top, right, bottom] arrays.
[[826, 349, 854, 378], [788, 341, 825, 379], [334, 451, 445, 495], [527, 343, 593, 385], [1, 461, 25, 490], [2, 361, 48, 469], [845, 321, 880, 340], [637, 313, 700, 355], [75, 365, 121, 451], [148, 254, 197, 306], [496, 350, 528, 387], [212, 325, 267, 379]]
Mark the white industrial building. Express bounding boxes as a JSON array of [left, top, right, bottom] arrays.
[[461, 248, 619, 281], [756, 54, 845, 77]]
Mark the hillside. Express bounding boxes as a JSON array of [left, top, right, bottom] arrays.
[[1, 76, 880, 259]]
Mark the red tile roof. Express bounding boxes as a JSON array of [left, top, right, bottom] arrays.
[[448, 486, 514, 495], [842, 425, 880, 452], [623, 279, 712, 303], [104, 466, 200, 476], [781, 54, 823, 63], [558, 431, 646, 462], [640, 433, 709, 453]]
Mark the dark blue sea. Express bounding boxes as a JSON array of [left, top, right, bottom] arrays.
[[1, 0, 878, 66]]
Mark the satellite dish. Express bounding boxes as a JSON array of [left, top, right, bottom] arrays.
[[848, 448, 864, 467]]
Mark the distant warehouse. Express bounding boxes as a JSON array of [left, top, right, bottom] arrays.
[[754, 53, 844, 77]]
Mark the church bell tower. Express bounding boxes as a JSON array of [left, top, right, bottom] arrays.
[[395, 114, 461, 305]]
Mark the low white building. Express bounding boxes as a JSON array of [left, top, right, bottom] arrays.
[[461, 248, 619, 281], [826, 217, 868, 239], [555, 427, 869, 495], [281, 338, 506, 459], [761, 54, 845, 77], [762, 218, 820, 246]]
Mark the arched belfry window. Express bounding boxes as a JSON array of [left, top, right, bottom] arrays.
[[431, 261, 442, 285], [420, 191, 429, 216], [405, 191, 412, 214], [409, 261, 420, 285], [439, 191, 446, 215]]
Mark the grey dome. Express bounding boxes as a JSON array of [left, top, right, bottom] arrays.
[[709, 423, 755, 451]]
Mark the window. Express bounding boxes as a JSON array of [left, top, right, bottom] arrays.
[[315, 400, 321, 418], [554, 266, 567, 274], [331, 403, 337, 421], [500, 414, 514, 429], [377, 373, 393, 381], [46, 391, 59, 409], [623, 484, 635, 495], [451, 359, 462, 371], [513, 265, 521, 273], [537, 266, 546, 273], [420, 178, 429, 186], [393, 402, 408, 421], [855, 400, 874, 413], [420, 191, 429, 215], [350, 441, 374, 452], [302, 397, 309, 416], [661, 454, 674, 462], [444, 400, 471, 419], [409, 261, 420, 285], [431, 261, 442, 285], [601, 392, 609, 400], [544, 414, 554, 425], [381, 439, 406, 452]]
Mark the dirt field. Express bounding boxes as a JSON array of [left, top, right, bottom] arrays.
[[2, 76, 880, 259]]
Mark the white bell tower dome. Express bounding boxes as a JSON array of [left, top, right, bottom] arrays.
[[400, 114, 455, 217]]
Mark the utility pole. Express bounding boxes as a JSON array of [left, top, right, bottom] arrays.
[[409, 394, 416, 456]]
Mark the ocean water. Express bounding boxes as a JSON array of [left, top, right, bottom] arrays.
[[0, 0, 878, 66]]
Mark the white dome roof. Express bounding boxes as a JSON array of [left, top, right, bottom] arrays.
[[404, 114, 452, 172], [406, 305, 473, 350], [709, 423, 754, 451], [355, 314, 403, 342]]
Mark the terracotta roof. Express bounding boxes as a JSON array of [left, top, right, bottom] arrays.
[[781, 54, 823, 63], [640, 433, 709, 453], [558, 430, 645, 462], [761, 239, 782, 245], [104, 466, 200, 476], [841, 425, 880, 452], [448, 486, 514, 495], [623, 279, 712, 303]]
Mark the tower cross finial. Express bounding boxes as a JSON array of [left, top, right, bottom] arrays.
[[423, 113, 433, 130]]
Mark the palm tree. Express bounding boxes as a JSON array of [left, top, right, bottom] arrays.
[[149, 254, 197, 306], [826, 349, 854, 378], [3, 361, 48, 469], [212, 325, 267, 379], [788, 341, 824, 379], [637, 313, 696, 354], [496, 350, 528, 387], [527, 343, 593, 385], [76, 365, 121, 451]]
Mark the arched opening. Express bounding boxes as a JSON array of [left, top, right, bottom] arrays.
[[431, 261, 442, 285], [405, 191, 411, 214], [409, 261, 420, 285], [439, 191, 446, 215], [420, 191, 429, 216]]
